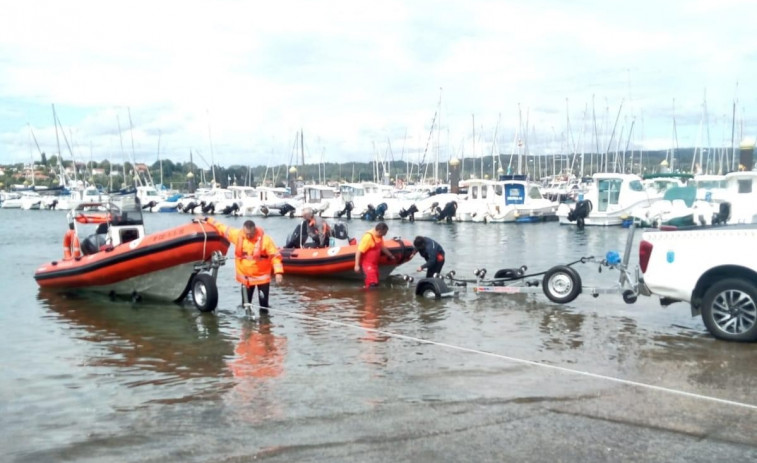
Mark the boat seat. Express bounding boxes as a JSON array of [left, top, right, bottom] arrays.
[[81, 234, 107, 255]]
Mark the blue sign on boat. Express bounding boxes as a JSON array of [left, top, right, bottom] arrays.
[[504, 184, 525, 205]]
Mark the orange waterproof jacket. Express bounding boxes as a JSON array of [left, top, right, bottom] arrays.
[[210, 220, 283, 286]]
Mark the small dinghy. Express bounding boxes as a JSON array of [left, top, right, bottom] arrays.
[[34, 195, 230, 311], [279, 221, 414, 280]]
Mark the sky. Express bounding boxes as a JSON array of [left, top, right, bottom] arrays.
[[1, 0, 756, 171]]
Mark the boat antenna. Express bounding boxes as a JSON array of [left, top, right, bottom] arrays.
[[128, 107, 144, 187]]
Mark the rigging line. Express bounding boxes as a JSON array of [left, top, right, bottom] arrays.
[[264, 307, 757, 412]]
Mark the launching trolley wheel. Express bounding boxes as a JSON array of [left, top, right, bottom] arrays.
[[542, 265, 582, 304], [622, 290, 638, 304], [191, 273, 219, 312], [417, 282, 440, 299], [415, 278, 451, 299]]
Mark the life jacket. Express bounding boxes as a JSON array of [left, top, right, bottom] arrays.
[[232, 227, 283, 286], [63, 229, 81, 260]]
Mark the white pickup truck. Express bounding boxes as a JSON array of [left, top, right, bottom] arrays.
[[639, 224, 757, 341]]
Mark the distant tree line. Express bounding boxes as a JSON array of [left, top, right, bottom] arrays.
[[0, 148, 741, 192]]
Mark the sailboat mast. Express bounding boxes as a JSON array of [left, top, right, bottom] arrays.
[[300, 128, 305, 167], [157, 130, 163, 187], [435, 88, 442, 183], [207, 111, 216, 186]]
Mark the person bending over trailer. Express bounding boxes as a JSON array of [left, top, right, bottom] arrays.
[[354, 222, 395, 288], [206, 218, 283, 312], [413, 236, 445, 278]]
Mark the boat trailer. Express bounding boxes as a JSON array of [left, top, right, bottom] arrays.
[[408, 226, 650, 305]]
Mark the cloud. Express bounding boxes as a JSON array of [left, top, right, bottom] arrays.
[[1, 0, 756, 171]]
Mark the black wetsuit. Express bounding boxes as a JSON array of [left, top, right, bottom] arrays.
[[416, 237, 445, 278]]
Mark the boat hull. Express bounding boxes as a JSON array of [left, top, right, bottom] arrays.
[[34, 222, 230, 301], [280, 238, 415, 280]]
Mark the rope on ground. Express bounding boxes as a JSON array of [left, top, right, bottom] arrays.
[[266, 306, 757, 412]]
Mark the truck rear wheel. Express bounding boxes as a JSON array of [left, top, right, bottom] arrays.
[[701, 278, 757, 342]]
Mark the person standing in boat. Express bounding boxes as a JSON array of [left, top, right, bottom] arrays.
[[206, 218, 283, 312], [302, 207, 332, 248], [412, 236, 445, 278], [354, 222, 395, 288]]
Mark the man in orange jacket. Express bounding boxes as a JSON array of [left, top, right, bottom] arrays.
[[207, 218, 283, 311], [354, 222, 395, 288]]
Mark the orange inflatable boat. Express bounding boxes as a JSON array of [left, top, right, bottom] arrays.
[[280, 237, 414, 280], [35, 196, 230, 311]]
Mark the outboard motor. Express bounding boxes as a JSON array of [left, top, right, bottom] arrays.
[[362, 204, 377, 221], [399, 203, 418, 222], [284, 221, 308, 248], [278, 203, 296, 217], [182, 201, 199, 213], [332, 222, 350, 241], [712, 201, 731, 225], [567, 199, 593, 229], [141, 200, 158, 211], [201, 201, 215, 215], [222, 202, 240, 216], [436, 201, 458, 223], [335, 201, 354, 219], [375, 202, 388, 221]]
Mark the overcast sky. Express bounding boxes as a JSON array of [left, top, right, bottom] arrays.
[[1, 0, 756, 170]]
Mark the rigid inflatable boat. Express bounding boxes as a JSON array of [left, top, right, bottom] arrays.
[[34, 196, 230, 311], [279, 221, 414, 279]]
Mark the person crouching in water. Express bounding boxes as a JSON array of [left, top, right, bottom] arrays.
[[302, 207, 331, 248], [354, 222, 395, 288], [413, 236, 445, 278], [207, 218, 283, 312]]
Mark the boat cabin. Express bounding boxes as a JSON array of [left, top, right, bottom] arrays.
[[70, 196, 146, 255]]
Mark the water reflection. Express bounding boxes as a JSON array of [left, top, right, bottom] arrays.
[[228, 316, 287, 379], [538, 306, 585, 350], [225, 316, 287, 424], [38, 290, 234, 392]]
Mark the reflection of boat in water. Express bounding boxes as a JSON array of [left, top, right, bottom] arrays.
[[39, 291, 234, 381], [34, 195, 230, 311], [279, 222, 414, 280]]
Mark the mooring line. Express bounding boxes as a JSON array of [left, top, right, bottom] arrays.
[[267, 307, 757, 411]]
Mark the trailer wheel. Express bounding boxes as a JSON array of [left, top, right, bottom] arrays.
[[415, 281, 439, 299], [701, 278, 757, 342], [622, 290, 638, 304], [542, 265, 582, 304], [192, 273, 219, 312]]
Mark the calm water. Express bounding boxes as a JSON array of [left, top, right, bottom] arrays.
[[2, 209, 756, 462]]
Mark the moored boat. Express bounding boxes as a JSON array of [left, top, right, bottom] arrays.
[[34, 195, 230, 311]]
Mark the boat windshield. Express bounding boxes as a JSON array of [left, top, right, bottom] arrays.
[[112, 195, 144, 226]]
